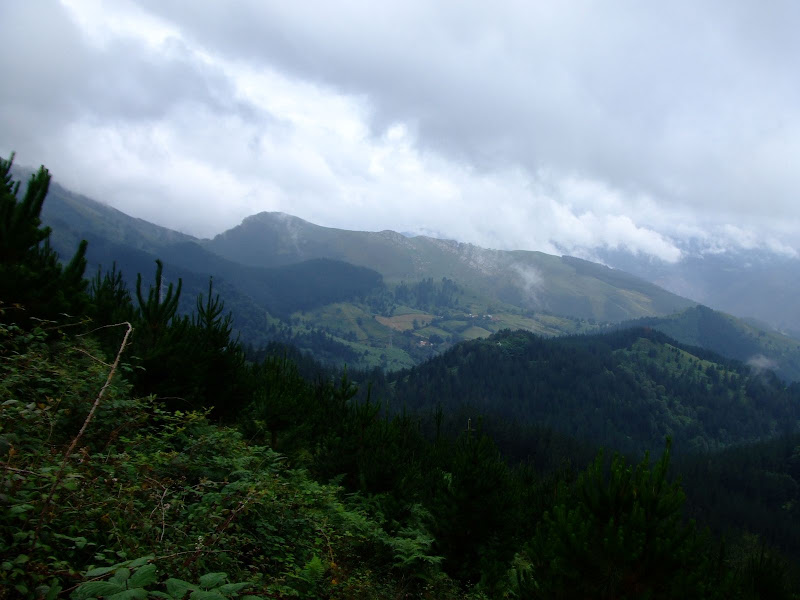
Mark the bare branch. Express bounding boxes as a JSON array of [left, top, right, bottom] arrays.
[[30, 322, 133, 549]]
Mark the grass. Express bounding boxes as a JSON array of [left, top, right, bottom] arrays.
[[375, 313, 436, 332], [461, 326, 492, 340]]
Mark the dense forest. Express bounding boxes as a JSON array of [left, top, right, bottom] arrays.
[[382, 328, 800, 456], [2, 155, 800, 598]]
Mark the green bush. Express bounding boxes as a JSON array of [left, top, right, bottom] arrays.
[[0, 319, 464, 599]]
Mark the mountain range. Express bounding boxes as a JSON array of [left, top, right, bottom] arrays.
[[37, 174, 800, 379], [600, 246, 800, 339]]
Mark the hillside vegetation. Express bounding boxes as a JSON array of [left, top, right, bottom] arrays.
[[385, 328, 800, 456], [206, 212, 695, 322], [39, 188, 706, 370], [38, 172, 800, 381], [4, 155, 800, 598], [619, 305, 800, 382]]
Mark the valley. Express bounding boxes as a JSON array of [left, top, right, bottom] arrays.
[[39, 177, 800, 380], [4, 157, 800, 598]]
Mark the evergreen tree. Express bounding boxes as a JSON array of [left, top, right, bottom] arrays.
[[87, 263, 135, 354], [516, 441, 731, 599], [188, 277, 249, 419], [135, 258, 183, 345], [0, 153, 87, 323], [431, 427, 520, 590], [130, 265, 251, 416], [130, 259, 190, 406]]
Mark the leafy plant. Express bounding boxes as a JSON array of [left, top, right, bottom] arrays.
[[71, 558, 263, 600]]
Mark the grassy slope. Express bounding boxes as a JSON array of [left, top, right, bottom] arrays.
[[621, 305, 800, 381], [205, 212, 695, 323]]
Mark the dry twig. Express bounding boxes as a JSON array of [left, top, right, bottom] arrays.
[[30, 322, 133, 549]]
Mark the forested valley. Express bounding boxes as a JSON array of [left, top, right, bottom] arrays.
[[3, 156, 800, 599]]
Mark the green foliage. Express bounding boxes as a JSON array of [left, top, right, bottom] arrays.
[[88, 263, 136, 354], [0, 321, 136, 598], [515, 442, 730, 599], [135, 258, 183, 346], [678, 432, 800, 562], [0, 153, 88, 324], [71, 559, 262, 600], [90, 263, 134, 323], [7, 155, 800, 598], [430, 430, 520, 590], [731, 535, 795, 600], [392, 277, 461, 311], [387, 328, 800, 456], [623, 305, 800, 382], [124, 263, 251, 416], [0, 319, 471, 599]]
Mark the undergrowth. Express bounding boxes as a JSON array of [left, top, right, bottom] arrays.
[[0, 320, 471, 599]]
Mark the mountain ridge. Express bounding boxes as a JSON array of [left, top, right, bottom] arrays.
[[600, 246, 800, 337], [204, 210, 696, 323], [381, 326, 800, 456], [35, 179, 800, 377]]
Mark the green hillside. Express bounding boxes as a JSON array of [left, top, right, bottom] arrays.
[[385, 327, 800, 456], [40, 187, 694, 368], [40, 178, 197, 253], [205, 212, 696, 322], [40, 180, 800, 385], [621, 305, 800, 381]]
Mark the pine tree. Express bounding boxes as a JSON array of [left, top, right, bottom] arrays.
[[517, 441, 732, 599], [0, 153, 87, 323], [135, 258, 183, 344], [89, 263, 133, 324], [189, 277, 249, 418], [88, 262, 135, 353], [431, 426, 520, 589], [130, 259, 189, 406]]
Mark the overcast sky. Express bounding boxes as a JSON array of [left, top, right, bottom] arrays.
[[2, 1, 799, 262]]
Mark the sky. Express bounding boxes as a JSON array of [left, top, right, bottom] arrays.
[[1, 1, 799, 262]]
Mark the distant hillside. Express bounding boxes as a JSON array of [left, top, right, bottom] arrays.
[[38, 182, 385, 335], [46, 228, 385, 353], [156, 241, 383, 318], [600, 247, 800, 338], [385, 328, 800, 456], [41, 178, 197, 253], [619, 305, 800, 382], [36, 181, 705, 368], [41, 181, 800, 378], [205, 212, 696, 323]]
